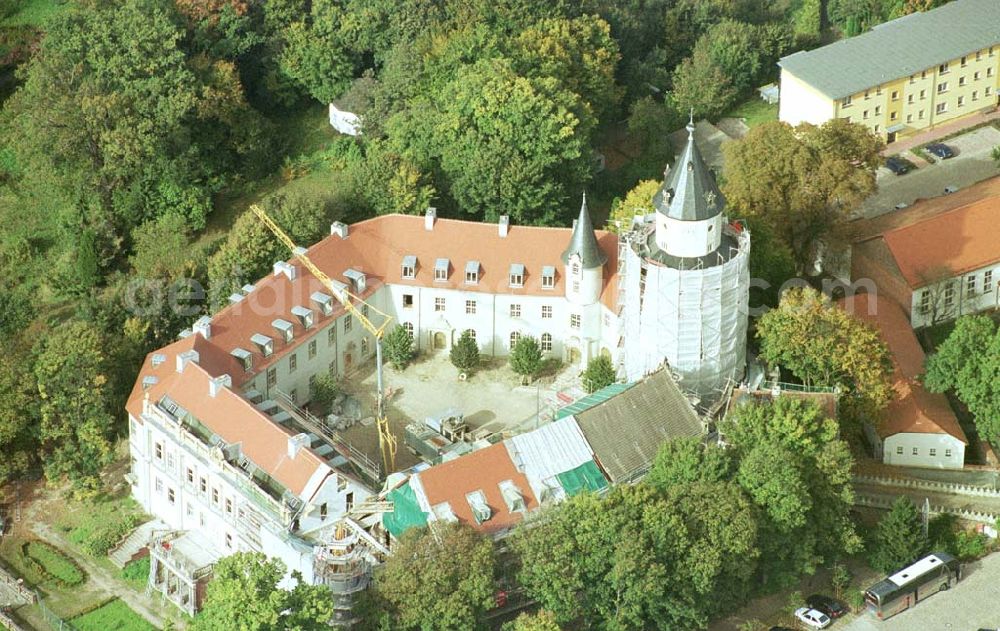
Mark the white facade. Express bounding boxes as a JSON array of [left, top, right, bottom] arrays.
[[880, 432, 966, 469], [778, 69, 838, 126], [655, 212, 723, 259], [909, 261, 1000, 329], [328, 104, 361, 136]]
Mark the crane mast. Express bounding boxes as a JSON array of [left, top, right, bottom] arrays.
[[251, 205, 397, 475]]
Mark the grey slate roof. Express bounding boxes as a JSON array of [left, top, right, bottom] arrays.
[[573, 369, 703, 484], [653, 121, 725, 222], [561, 193, 608, 269], [778, 0, 1000, 100]]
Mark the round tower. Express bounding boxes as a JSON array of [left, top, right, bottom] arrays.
[[561, 193, 607, 306]]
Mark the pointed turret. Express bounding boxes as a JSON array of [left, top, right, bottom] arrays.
[[653, 118, 725, 222], [561, 193, 608, 269]]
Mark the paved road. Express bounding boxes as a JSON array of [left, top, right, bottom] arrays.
[[840, 552, 1000, 631], [861, 125, 1000, 218]]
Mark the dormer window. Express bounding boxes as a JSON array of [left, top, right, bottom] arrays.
[[344, 269, 366, 293], [401, 255, 416, 280], [466, 490, 491, 524], [311, 291, 333, 316], [231, 347, 253, 372], [434, 258, 449, 282], [291, 306, 314, 329], [251, 334, 273, 357], [272, 319, 294, 343], [465, 261, 480, 285], [509, 263, 525, 288], [541, 266, 555, 289], [499, 480, 526, 513]]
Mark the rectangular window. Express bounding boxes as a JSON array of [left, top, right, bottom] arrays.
[[987, 86, 993, 97], [401, 264, 415, 279], [968, 274, 977, 295], [929, 448, 937, 456], [267, 367, 276, 388], [896, 446, 903, 455], [890, 111, 897, 121], [200, 477, 207, 494], [959, 76, 966, 87], [225, 533, 232, 549], [985, 271, 993, 292], [988, 67, 995, 78], [465, 300, 476, 315], [973, 91, 979, 101], [361, 338, 369, 357], [944, 284, 955, 306], [540, 334, 552, 352], [912, 447, 919, 455], [155, 442, 163, 460], [906, 114, 913, 123], [939, 62, 949, 74], [509, 272, 524, 288], [362, 304, 369, 319], [936, 102, 947, 114], [907, 94, 914, 104], [863, 109, 869, 120], [937, 81, 948, 93], [975, 71, 981, 80], [290, 388, 298, 404], [958, 96, 965, 107], [946, 449, 953, 457], [155, 478, 163, 494], [344, 316, 352, 333], [864, 90, 870, 100], [841, 95, 852, 107], [977, 51, 982, 61], [919, 290, 930, 314], [961, 56, 967, 67], [212, 488, 219, 505], [289, 352, 297, 373], [435, 297, 445, 312], [572, 281, 580, 293], [168, 488, 175, 505], [320, 503, 328, 520], [308, 340, 316, 359], [328, 325, 337, 346], [510, 303, 521, 318], [541, 305, 552, 319], [890, 90, 898, 100], [570, 314, 581, 329], [403, 294, 414, 309], [919, 109, 925, 119], [225, 498, 232, 514], [186, 468, 194, 484], [920, 89, 926, 99], [874, 105, 881, 115], [541, 270, 555, 289]]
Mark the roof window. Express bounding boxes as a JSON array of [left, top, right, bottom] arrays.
[[401, 255, 417, 280], [435, 258, 449, 282], [466, 490, 491, 524], [291, 306, 314, 329], [272, 319, 294, 343], [251, 333, 273, 357], [509, 264, 525, 288], [465, 261, 480, 285], [311, 291, 334, 316]]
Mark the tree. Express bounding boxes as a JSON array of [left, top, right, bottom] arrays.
[[383, 325, 416, 370], [756, 287, 893, 420], [646, 438, 733, 493], [309, 373, 341, 416], [992, 145, 1000, 167], [191, 552, 334, 630], [504, 611, 562, 631], [924, 315, 1000, 444], [746, 219, 797, 310], [669, 47, 739, 119], [33, 321, 116, 495], [373, 523, 496, 631], [353, 141, 435, 216], [869, 497, 928, 573], [279, 0, 354, 103], [581, 355, 616, 393], [510, 336, 543, 384], [607, 180, 660, 234], [723, 119, 882, 271], [625, 98, 681, 170], [450, 330, 480, 374], [692, 20, 788, 96], [0, 352, 39, 485]]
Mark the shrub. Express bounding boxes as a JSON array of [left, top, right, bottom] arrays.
[[309, 373, 341, 416], [581, 355, 616, 393], [383, 325, 415, 370], [121, 556, 151, 590], [81, 513, 143, 557], [846, 589, 865, 613], [509, 336, 542, 384], [450, 330, 480, 374], [830, 563, 852, 598], [21, 540, 85, 587]]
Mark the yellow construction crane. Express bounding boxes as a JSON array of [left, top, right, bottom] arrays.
[[251, 205, 397, 475]]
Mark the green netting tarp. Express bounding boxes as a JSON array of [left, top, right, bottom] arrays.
[[382, 482, 428, 537], [553, 382, 635, 421], [557, 460, 608, 496]]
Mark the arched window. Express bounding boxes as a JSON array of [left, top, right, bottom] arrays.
[[403, 322, 414, 338], [509, 331, 521, 349], [465, 329, 477, 343], [541, 333, 552, 352]]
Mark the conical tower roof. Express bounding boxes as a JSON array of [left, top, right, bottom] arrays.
[[561, 193, 607, 269], [653, 118, 725, 221]]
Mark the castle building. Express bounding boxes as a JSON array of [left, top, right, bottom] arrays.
[[620, 121, 751, 403], [126, 126, 749, 617]]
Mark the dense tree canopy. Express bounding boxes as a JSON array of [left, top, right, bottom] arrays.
[[869, 497, 928, 573]]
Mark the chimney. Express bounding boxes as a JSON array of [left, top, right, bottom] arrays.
[[209, 374, 232, 398], [287, 433, 311, 459], [424, 207, 437, 231], [498, 215, 510, 238], [293, 246, 307, 257], [193, 315, 211, 340], [176, 350, 200, 373], [273, 261, 296, 281], [330, 221, 349, 239]]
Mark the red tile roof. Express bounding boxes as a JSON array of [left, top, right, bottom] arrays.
[[838, 293, 966, 443], [417, 443, 538, 534], [881, 195, 1000, 288], [126, 337, 328, 497]]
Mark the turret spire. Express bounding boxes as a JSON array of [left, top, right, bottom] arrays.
[[561, 193, 607, 269], [652, 117, 725, 222]]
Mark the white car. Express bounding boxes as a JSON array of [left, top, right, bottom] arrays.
[[794, 607, 832, 629]]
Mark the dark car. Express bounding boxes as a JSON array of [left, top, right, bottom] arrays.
[[926, 142, 954, 159], [806, 594, 847, 619], [885, 156, 914, 175]]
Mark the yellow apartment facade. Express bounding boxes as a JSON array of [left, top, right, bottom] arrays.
[[778, 0, 1000, 143]]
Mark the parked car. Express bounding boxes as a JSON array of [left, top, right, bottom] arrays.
[[926, 142, 954, 159], [794, 607, 832, 629], [885, 156, 914, 174], [807, 594, 847, 618], [944, 185, 959, 194]]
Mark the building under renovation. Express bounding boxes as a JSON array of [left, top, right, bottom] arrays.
[[620, 121, 751, 404]]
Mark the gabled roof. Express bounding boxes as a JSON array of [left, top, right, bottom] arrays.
[[880, 195, 1000, 288], [779, 0, 1000, 100], [561, 194, 608, 269], [653, 120, 725, 222], [838, 293, 967, 443], [572, 369, 703, 484]]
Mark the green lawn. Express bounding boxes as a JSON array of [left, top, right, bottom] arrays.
[[70, 599, 157, 631], [120, 557, 150, 591], [1, 0, 70, 27], [24, 540, 85, 586], [723, 98, 779, 128]]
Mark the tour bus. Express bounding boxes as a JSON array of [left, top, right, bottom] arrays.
[[864, 552, 961, 620]]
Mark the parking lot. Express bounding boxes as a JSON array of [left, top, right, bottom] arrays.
[[861, 124, 1000, 218], [840, 552, 1000, 631]]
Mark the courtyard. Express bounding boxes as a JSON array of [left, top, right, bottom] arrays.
[[338, 350, 585, 472]]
